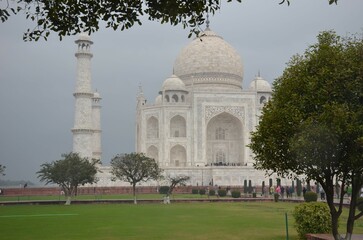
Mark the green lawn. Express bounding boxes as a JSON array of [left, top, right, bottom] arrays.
[[1, 202, 363, 240]]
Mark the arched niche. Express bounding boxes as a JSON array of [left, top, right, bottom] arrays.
[[147, 116, 159, 139], [147, 145, 159, 163], [170, 145, 186, 167], [170, 115, 186, 138]]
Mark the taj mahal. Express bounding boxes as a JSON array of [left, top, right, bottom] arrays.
[[71, 25, 284, 187]]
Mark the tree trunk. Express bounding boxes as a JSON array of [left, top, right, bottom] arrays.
[[64, 188, 72, 205], [325, 184, 342, 240], [64, 186, 75, 205], [133, 183, 137, 204], [345, 179, 362, 240], [65, 196, 72, 205]]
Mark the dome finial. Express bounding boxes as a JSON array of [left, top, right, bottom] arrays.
[[206, 13, 210, 29], [258, 69, 261, 77], [138, 82, 144, 95]]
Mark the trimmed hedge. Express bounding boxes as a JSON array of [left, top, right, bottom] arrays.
[[231, 190, 241, 198], [293, 202, 331, 240], [274, 193, 279, 202], [209, 189, 215, 196], [199, 189, 206, 195], [158, 186, 169, 195], [218, 189, 227, 197], [304, 191, 318, 202], [192, 189, 199, 194]]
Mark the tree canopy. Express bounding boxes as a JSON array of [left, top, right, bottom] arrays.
[[0, 164, 5, 176], [37, 152, 100, 205], [111, 152, 162, 204], [249, 31, 363, 239], [165, 175, 190, 197], [1, 0, 337, 41]]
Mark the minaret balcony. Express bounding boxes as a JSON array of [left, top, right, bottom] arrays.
[[73, 92, 94, 97], [71, 128, 94, 133]]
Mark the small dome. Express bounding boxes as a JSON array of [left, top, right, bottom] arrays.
[[162, 75, 187, 92], [155, 94, 162, 105], [249, 76, 272, 92]]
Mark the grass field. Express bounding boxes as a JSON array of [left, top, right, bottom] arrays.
[[1, 201, 363, 240]]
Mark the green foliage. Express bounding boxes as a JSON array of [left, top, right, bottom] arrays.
[[357, 197, 363, 212], [0, 0, 242, 41], [159, 186, 169, 195], [231, 190, 241, 198], [304, 191, 318, 202], [192, 189, 199, 194], [0, 0, 339, 41], [274, 193, 279, 202], [111, 153, 162, 186], [209, 189, 215, 196], [218, 189, 227, 197], [199, 189, 206, 195], [250, 31, 363, 237], [37, 152, 99, 204], [165, 175, 190, 196], [293, 203, 332, 239], [111, 152, 162, 204], [0, 164, 5, 176]]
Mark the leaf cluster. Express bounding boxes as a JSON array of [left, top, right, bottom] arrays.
[[0, 0, 339, 41], [37, 152, 100, 194], [110, 152, 162, 186], [0, 164, 5, 176], [250, 30, 363, 237], [164, 174, 190, 196], [251, 30, 363, 183], [293, 202, 332, 240]]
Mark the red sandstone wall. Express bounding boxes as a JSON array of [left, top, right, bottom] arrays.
[[0, 185, 248, 196]]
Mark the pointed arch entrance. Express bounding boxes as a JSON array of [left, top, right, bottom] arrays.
[[206, 112, 243, 166]]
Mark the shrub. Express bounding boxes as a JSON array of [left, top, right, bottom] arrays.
[[199, 189, 206, 195], [293, 202, 331, 240], [231, 190, 241, 198], [274, 193, 279, 202], [218, 189, 227, 197], [357, 197, 363, 212], [158, 186, 169, 195], [192, 189, 199, 194], [209, 189, 215, 196], [304, 191, 318, 202]]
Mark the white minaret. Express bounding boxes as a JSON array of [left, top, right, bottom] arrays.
[[72, 33, 94, 159], [92, 91, 102, 160]]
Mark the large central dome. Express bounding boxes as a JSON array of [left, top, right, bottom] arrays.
[[173, 28, 244, 91]]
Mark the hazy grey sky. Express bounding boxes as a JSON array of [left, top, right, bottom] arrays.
[[1, 0, 362, 184]]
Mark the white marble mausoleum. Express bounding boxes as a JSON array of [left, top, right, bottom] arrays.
[[73, 27, 285, 187]]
